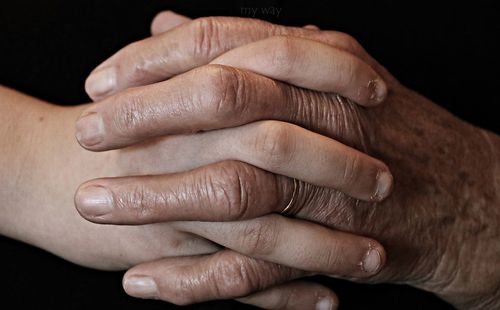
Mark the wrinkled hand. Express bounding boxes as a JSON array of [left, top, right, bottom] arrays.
[[75, 12, 394, 309], [75, 12, 500, 309]]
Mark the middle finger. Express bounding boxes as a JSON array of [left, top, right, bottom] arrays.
[[76, 64, 380, 152], [75, 120, 392, 216]]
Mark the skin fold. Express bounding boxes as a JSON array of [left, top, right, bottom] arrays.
[[289, 82, 500, 308], [1, 12, 499, 310], [0, 19, 387, 307], [73, 14, 500, 309], [78, 72, 500, 309], [0, 87, 364, 310]]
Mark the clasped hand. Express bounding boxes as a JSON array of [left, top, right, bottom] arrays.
[[73, 12, 500, 310]]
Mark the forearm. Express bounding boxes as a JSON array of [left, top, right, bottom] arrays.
[[0, 87, 115, 261], [411, 118, 500, 308], [0, 86, 71, 238], [481, 129, 500, 197], [474, 128, 500, 309], [0, 87, 217, 269]]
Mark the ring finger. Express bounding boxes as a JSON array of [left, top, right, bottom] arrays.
[[75, 121, 392, 224], [123, 249, 338, 309], [176, 215, 385, 278]]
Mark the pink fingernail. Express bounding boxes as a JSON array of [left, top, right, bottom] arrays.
[[123, 276, 158, 298], [85, 67, 116, 99], [361, 248, 382, 274], [316, 297, 334, 310], [75, 185, 112, 217], [75, 112, 105, 147], [373, 170, 393, 201]]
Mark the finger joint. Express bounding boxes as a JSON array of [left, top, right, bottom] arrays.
[[252, 121, 296, 170]]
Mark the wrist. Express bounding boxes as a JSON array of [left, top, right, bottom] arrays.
[[20, 104, 120, 259], [424, 128, 500, 309], [0, 90, 115, 261], [0, 88, 61, 236], [0, 89, 217, 270], [481, 129, 500, 195]]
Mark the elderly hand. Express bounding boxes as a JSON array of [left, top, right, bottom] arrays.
[[75, 12, 500, 310]]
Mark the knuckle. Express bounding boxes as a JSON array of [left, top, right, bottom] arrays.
[[114, 184, 142, 211], [190, 17, 221, 59], [113, 89, 151, 137], [127, 41, 151, 82], [239, 217, 279, 256], [253, 121, 295, 169], [203, 161, 256, 220], [164, 274, 199, 305], [268, 35, 299, 76], [198, 65, 247, 120], [121, 41, 154, 81], [329, 192, 361, 230], [208, 252, 261, 297], [337, 32, 362, 52], [115, 184, 160, 220]]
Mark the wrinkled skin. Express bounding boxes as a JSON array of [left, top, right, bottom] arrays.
[[74, 15, 500, 309], [104, 66, 500, 309], [286, 82, 500, 308]]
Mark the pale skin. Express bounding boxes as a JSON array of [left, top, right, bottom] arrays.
[[76, 12, 500, 309], [0, 91, 381, 308], [1, 11, 499, 310], [0, 14, 392, 310], [0, 88, 221, 269], [1, 89, 380, 281]]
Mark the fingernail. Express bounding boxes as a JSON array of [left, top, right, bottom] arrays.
[[368, 79, 387, 103], [124, 276, 158, 298], [75, 112, 104, 147], [86, 67, 116, 98], [75, 185, 112, 217], [361, 248, 381, 274], [372, 170, 393, 201], [316, 297, 334, 310]]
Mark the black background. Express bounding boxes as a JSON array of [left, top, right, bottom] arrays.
[[0, 0, 498, 309]]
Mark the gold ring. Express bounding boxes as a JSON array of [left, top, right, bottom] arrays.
[[281, 178, 298, 215]]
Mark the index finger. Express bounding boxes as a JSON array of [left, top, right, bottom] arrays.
[[85, 16, 371, 100]]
